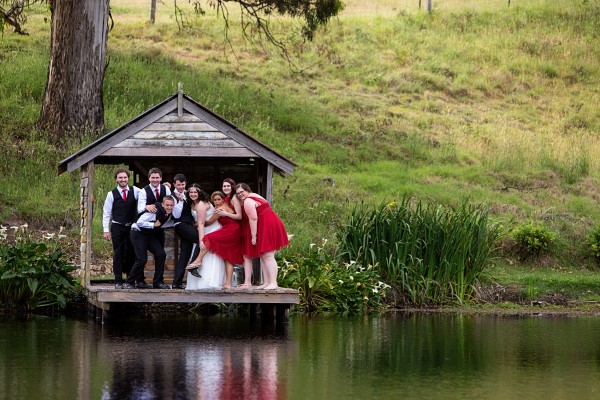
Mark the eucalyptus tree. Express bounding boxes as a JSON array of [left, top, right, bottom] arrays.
[[1, 0, 343, 145]]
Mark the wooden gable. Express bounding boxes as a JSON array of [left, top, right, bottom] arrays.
[[58, 92, 295, 176]]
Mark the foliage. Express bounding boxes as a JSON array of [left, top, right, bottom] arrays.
[[2, 0, 600, 276], [278, 239, 390, 313], [587, 225, 600, 262], [336, 198, 500, 305], [510, 222, 556, 258], [0, 224, 78, 313]]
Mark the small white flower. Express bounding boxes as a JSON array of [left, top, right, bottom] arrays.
[[310, 243, 316, 248], [349, 276, 354, 281], [338, 280, 344, 284], [58, 235, 67, 239], [372, 288, 379, 293]]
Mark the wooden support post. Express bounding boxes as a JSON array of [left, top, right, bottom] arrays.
[[80, 161, 94, 287], [265, 163, 273, 204], [276, 304, 290, 324], [261, 304, 276, 322]]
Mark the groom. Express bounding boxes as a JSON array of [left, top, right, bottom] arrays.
[[125, 195, 175, 289]]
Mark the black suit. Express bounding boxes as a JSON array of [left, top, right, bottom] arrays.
[[173, 194, 199, 287], [128, 203, 171, 286]]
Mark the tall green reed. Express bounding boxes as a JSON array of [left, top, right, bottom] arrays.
[[336, 198, 500, 305]]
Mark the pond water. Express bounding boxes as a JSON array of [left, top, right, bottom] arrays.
[[1, 312, 600, 399]]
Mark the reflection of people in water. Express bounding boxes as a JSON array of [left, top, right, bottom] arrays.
[[100, 322, 290, 399], [184, 340, 285, 400], [105, 344, 189, 399]]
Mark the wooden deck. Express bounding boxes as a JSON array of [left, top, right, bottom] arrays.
[[85, 283, 300, 309]]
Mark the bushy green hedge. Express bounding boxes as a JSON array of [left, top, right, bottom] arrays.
[[0, 225, 78, 313], [335, 198, 500, 305], [509, 222, 556, 258]]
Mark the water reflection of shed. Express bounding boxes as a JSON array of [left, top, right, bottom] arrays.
[[57, 86, 296, 300]]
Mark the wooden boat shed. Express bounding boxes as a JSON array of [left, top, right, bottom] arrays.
[[57, 86, 298, 319]]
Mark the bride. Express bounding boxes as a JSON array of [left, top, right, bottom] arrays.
[[184, 184, 225, 290]]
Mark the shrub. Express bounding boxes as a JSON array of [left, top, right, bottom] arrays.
[[278, 239, 389, 314], [587, 225, 600, 262], [510, 222, 556, 258], [0, 225, 78, 313]]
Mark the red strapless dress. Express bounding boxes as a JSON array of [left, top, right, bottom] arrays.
[[241, 196, 289, 258], [203, 216, 243, 265]]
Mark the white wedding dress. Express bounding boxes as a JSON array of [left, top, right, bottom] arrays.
[[185, 204, 225, 290]]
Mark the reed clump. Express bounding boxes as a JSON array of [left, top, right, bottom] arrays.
[[336, 199, 500, 305]]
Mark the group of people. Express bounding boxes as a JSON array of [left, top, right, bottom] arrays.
[[102, 167, 289, 290]]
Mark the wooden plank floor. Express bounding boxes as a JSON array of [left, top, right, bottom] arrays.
[[85, 283, 300, 305]]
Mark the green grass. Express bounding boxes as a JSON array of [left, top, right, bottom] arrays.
[[2, 0, 600, 303], [489, 264, 600, 302]]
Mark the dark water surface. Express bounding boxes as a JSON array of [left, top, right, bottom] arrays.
[[1, 312, 600, 399]]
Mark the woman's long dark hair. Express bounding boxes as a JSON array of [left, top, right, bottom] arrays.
[[186, 183, 210, 206]]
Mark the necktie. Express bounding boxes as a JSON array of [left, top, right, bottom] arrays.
[[155, 188, 159, 200], [122, 189, 127, 201]]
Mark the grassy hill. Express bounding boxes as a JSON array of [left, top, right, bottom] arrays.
[[1, 0, 600, 299]]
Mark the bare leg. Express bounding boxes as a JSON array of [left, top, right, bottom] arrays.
[[223, 260, 233, 289], [260, 251, 279, 290], [235, 255, 254, 288], [254, 253, 270, 289], [187, 246, 207, 269]]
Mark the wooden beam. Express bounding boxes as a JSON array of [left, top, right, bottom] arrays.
[[101, 147, 257, 157], [132, 130, 226, 139], [86, 284, 300, 304], [113, 139, 244, 148], [141, 122, 221, 131]]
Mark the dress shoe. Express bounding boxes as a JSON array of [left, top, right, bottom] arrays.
[[123, 282, 135, 289], [189, 267, 202, 278], [171, 284, 185, 289], [115, 282, 124, 289], [153, 282, 170, 289], [135, 281, 153, 289]]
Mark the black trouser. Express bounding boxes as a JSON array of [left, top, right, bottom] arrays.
[[110, 223, 134, 283], [128, 228, 166, 285], [173, 222, 199, 286]]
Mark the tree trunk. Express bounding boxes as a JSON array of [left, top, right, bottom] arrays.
[[39, 0, 109, 145], [150, 0, 156, 24]]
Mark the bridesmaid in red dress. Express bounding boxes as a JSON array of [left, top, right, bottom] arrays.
[[186, 191, 242, 288], [235, 183, 289, 289], [220, 178, 243, 218]]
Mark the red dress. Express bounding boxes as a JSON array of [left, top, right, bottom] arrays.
[[241, 195, 289, 258], [203, 213, 243, 265]]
